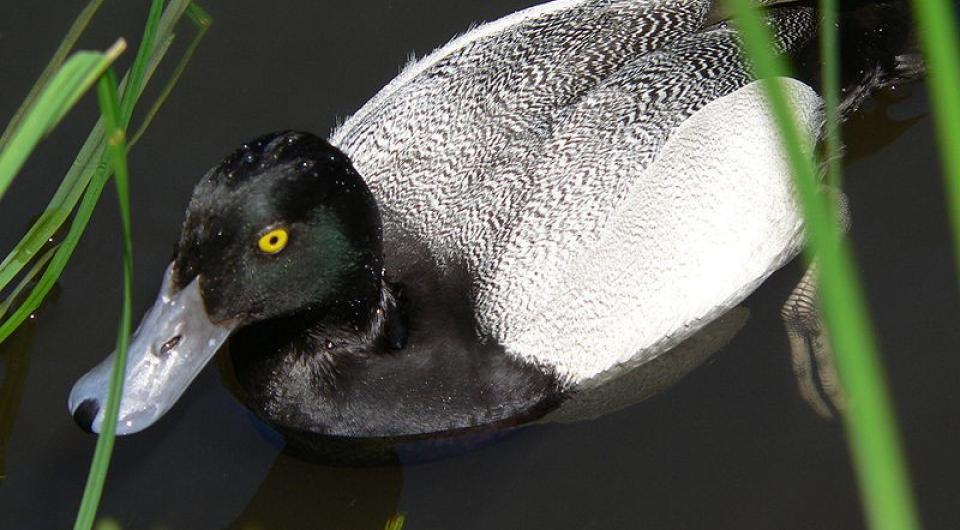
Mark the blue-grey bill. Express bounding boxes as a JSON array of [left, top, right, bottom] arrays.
[[68, 263, 238, 435]]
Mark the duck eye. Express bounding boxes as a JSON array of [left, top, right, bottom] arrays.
[[258, 228, 289, 254]]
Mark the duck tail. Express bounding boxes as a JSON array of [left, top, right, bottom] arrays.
[[770, 0, 936, 116], [830, 1, 925, 114], [721, 0, 936, 115]]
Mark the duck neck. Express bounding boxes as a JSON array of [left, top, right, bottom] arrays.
[[229, 273, 406, 367], [307, 277, 408, 355]]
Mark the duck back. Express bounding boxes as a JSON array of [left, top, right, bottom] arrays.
[[329, 0, 907, 387]]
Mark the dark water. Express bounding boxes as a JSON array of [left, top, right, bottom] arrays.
[[1, 2, 958, 529]]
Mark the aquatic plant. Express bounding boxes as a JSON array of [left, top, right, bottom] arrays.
[[910, 0, 960, 276], [0, 1, 209, 528], [385, 513, 407, 530], [726, 0, 960, 528]]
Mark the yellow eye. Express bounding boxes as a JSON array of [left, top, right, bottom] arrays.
[[258, 228, 289, 254]]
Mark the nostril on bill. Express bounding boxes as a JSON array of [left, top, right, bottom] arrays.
[[156, 335, 182, 357], [73, 398, 99, 434]]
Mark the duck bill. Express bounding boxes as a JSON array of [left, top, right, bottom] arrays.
[[68, 264, 238, 435]]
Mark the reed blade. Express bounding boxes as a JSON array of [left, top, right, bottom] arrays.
[[72, 69, 134, 530], [725, 1, 921, 529]]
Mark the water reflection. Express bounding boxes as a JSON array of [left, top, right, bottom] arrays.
[[225, 453, 403, 530], [0, 0, 953, 528], [0, 270, 59, 484], [843, 84, 925, 163], [0, 321, 34, 483]]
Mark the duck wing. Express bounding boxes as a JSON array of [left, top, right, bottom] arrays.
[[474, 8, 822, 385], [333, 2, 822, 384], [332, 0, 714, 244]]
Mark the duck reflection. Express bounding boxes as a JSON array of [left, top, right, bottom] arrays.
[[0, 320, 35, 483], [224, 451, 403, 530]]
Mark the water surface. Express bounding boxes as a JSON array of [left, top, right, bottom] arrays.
[[0, 2, 957, 529]]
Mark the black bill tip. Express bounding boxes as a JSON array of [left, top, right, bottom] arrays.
[[73, 398, 99, 434]]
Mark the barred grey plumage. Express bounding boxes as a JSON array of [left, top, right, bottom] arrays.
[[331, 0, 822, 387]]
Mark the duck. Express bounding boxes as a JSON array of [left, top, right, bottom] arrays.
[[68, 0, 919, 450]]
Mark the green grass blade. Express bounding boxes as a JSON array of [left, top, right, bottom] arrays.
[[187, 3, 213, 27], [0, 7, 182, 301], [93, 519, 121, 530], [909, 0, 960, 281], [0, 1, 205, 306], [48, 41, 128, 133], [0, 30, 176, 295], [0, 0, 200, 305], [0, 40, 125, 201], [119, 0, 165, 126], [0, 0, 105, 151], [0, 0, 211, 521], [0, 162, 111, 344], [156, 0, 194, 44], [130, 3, 213, 148], [726, 2, 921, 530], [0, 0, 198, 290], [73, 70, 134, 530], [0, 139, 106, 296], [0, 243, 59, 321], [819, 0, 841, 188], [384, 514, 406, 530]]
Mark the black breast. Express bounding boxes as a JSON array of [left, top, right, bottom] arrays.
[[223, 230, 565, 463]]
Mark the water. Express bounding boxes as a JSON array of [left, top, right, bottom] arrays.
[[1, 2, 958, 529]]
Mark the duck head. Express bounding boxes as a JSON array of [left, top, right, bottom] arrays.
[[68, 131, 385, 434]]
